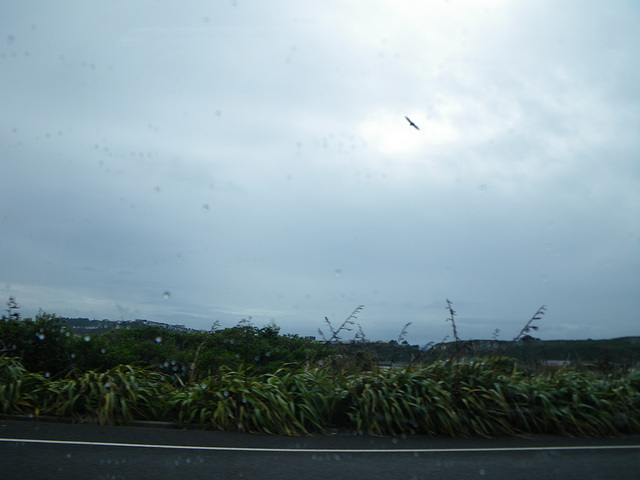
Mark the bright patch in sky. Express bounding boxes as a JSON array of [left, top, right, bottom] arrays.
[[359, 113, 460, 156]]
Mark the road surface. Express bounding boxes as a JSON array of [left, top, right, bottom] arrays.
[[1, 418, 639, 479]]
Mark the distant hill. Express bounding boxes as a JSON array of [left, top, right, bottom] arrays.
[[60, 317, 192, 335], [425, 337, 640, 366]]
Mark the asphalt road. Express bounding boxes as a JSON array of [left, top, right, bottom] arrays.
[[1, 418, 639, 480]]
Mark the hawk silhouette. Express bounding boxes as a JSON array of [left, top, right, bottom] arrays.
[[405, 116, 419, 130]]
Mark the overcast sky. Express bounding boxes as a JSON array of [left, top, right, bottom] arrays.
[[1, 1, 639, 345]]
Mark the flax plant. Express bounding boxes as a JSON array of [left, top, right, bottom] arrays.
[[44, 365, 172, 425], [0, 355, 48, 414], [2, 354, 639, 437], [169, 368, 308, 434]]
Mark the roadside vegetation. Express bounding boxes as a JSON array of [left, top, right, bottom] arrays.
[[1, 297, 639, 437]]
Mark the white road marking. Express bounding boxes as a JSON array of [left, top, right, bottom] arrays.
[[2, 437, 639, 453]]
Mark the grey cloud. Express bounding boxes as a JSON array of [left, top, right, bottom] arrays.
[[1, 1, 638, 344]]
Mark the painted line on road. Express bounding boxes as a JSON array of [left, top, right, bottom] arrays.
[[2, 437, 640, 454]]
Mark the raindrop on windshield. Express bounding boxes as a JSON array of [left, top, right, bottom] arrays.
[[162, 291, 170, 299]]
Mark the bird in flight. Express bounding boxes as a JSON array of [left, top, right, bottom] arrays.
[[405, 116, 420, 130]]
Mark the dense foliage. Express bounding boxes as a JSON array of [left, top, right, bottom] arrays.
[[2, 300, 639, 437], [1, 355, 639, 437], [0, 307, 328, 380]]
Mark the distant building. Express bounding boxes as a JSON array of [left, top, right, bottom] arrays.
[[542, 360, 571, 368]]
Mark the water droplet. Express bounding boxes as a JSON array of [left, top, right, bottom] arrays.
[[101, 349, 106, 354], [154, 186, 161, 193], [35, 332, 45, 340], [155, 337, 162, 343], [334, 269, 342, 277], [83, 336, 91, 342], [541, 274, 549, 282], [479, 469, 486, 475], [201, 204, 210, 212], [162, 291, 170, 299], [478, 184, 487, 192], [6, 34, 15, 45]]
